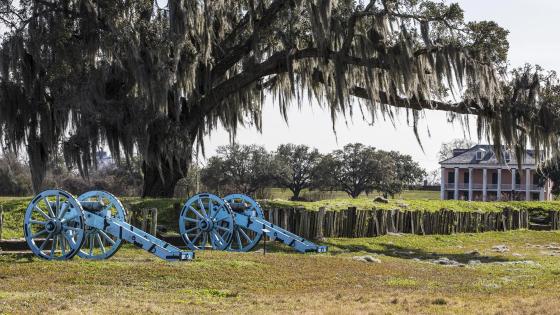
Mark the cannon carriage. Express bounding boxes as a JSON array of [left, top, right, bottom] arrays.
[[179, 193, 328, 253], [23, 190, 327, 261]]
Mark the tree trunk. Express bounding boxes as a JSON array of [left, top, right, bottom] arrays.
[[141, 118, 193, 198], [291, 187, 302, 201], [142, 156, 189, 197], [27, 137, 49, 194], [350, 190, 360, 199]]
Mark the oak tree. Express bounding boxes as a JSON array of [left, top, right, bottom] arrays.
[[0, 1, 557, 196]]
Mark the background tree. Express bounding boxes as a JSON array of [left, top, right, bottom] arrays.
[[315, 143, 394, 198], [375, 151, 426, 198], [201, 144, 272, 195], [425, 169, 441, 186], [200, 156, 229, 195], [0, 152, 32, 196], [540, 160, 560, 196], [0, 148, 144, 196], [0, 1, 558, 197], [271, 144, 322, 200], [438, 139, 477, 161]]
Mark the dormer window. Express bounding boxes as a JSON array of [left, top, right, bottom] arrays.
[[504, 152, 511, 163], [476, 151, 483, 161]]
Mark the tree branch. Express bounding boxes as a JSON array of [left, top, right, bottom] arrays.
[[211, 0, 289, 80], [188, 41, 495, 132]]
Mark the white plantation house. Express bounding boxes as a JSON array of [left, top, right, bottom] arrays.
[[439, 145, 554, 201]]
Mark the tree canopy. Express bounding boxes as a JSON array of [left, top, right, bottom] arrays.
[[313, 143, 424, 198], [0, 0, 558, 196], [379, 151, 426, 197], [270, 144, 322, 200], [314, 143, 393, 198], [201, 144, 272, 195]]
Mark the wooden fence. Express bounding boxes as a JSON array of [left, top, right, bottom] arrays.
[[551, 210, 560, 231], [260, 207, 559, 240]]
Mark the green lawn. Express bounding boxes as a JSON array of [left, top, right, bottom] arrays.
[[266, 188, 440, 200], [398, 189, 440, 200], [263, 197, 560, 212], [2, 230, 560, 314]]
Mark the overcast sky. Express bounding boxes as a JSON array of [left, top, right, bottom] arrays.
[[201, 0, 560, 172]]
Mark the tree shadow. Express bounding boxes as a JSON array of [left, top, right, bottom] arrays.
[[323, 241, 511, 264], [0, 252, 35, 263]]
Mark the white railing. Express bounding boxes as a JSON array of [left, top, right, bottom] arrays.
[[445, 183, 541, 191]]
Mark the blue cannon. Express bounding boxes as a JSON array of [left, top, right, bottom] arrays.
[[179, 193, 328, 253], [23, 190, 326, 261], [23, 190, 193, 261]]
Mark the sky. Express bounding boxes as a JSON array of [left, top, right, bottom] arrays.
[[200, 0, 560, 172]]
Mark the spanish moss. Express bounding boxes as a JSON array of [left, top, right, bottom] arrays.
[[0, 0, 557, 196]]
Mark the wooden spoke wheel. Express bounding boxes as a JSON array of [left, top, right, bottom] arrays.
[[24, 189, 86, 260]]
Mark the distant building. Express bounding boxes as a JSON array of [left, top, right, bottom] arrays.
[[439, 145, 553, 201]]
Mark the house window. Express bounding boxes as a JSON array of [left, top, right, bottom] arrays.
[[464, 171, 469, 184], [448, 172, 455, 184], [447, 191, 454, 200], [504, 152, 511, 163], [515, 174, 521, 185], [476, 151, 483, 160], [491, 172, 498, 185]]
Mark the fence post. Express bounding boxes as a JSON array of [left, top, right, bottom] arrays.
[[142, 209, 148, 232], [316, 207, 325, 240], [150, 208, 158, 235]]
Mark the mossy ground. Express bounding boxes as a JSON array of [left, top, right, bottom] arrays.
[[263, 198, 560, 212], [1, 230, 560, 314]]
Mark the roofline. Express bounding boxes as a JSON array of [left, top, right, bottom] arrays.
[[438, 144, 482, 164], [439, 164, 538, 169], [438, 144, 537, 165]]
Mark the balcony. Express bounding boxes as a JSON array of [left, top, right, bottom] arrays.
[[445, 183, 541, 191]]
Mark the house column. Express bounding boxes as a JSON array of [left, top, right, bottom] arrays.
[[454, 167, 459, 200], [525, 168, 531, 201], [540, 187, 545, 201], [468, 167, 473, 201], [511, 168, 516, 201], [482, 168, 488, 202], [440, 167, 446, 200], [497, 168, 502, 201]]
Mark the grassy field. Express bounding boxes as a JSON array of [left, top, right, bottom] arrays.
[[266, 188, 440, 200], [2, 230, 560, 314], [263, 197, 560, 212]]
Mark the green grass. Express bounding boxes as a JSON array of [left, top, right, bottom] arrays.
[[262, 197, 560, 212], [266, 188, 440, 200], [2, 230, 560, 314], [398, 189, 440, 200], [0, 197, 38, 239]]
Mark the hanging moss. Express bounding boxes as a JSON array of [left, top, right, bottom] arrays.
[[0, 1, 557, 195]]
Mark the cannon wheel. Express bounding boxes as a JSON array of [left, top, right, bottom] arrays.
[[77, 191, 126, 260], [179, 193, 234, 250], [23, 189, 86, 260], [223, 194, 264, 252]]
